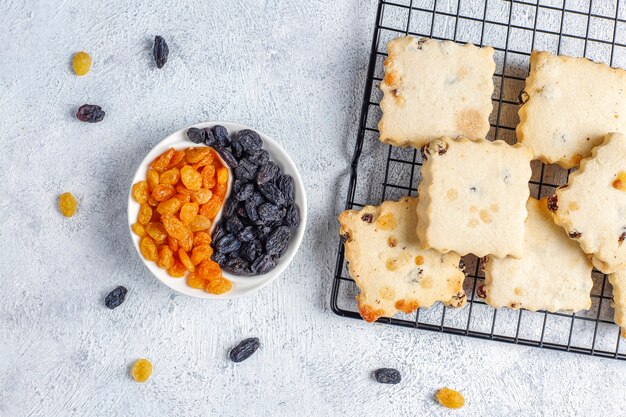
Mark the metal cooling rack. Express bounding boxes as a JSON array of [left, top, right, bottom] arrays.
[[331, 0, 626, 359]]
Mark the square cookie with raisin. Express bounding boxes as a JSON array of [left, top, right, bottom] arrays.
[[378, 36, 495, 149], [338, 197, 466, 323], [551, 132, 626, 274], [416, 137, 533, 258]]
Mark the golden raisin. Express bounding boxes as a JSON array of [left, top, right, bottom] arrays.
[[217, 167, 228, 185], [156, 198, 181, 216], [185, 147, 211, 163], [161, 215, 189, 240], [132, 181, 149, 204], [58, 192, 77, 217], [175, 184, 194, 196], [191, 244, 213, 265], [157, 245, 174, 269], [173, 193, 191, 205], [137, 204, 152, 225], [179, 202, 199, 225], [179, 230, 194, 252], [187, 272, 204, 289], [192, 188, 212, 204], [167, 235, 179, 253], [131, 223, 146, 237], [159, 168, 180, 185], [214, 183, 227, 199], [130, 358, 153, 383], [168, 150, 186, 168], [206, 277, 233, 295], [151, 184, 176, 202], [435, 388, 465, 409], [181, 165, 202, 190], [201, 164, 216, 188], [147, 169, 160, 191], [146, 222, 168, 243], [197, 260, 222, 280], [193, 231, 212, 246], [200, 198, 222, 219], [178, 249, 195, 272], [139, 236, 158, 261], [147, 196, 159, 207], [72, 51, 92, 76], [152, 148, 175, 173], [189, 215, 211, 232], [167, 261, 186, 278]]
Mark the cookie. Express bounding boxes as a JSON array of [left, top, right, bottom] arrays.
[[416, 137, 533, 258], [551, 132, 626, 274], [484, 198, 593, 312], [378, 36, 495, 148], [608, 269, 626, 337], [517, 51, 626, 169], [338, 196, 466, 323]]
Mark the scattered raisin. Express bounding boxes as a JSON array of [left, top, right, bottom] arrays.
[[229, 337, 260, 362], [153, 36, 169, 69], [435, 388, 465, 409], [72, 51, 92, 76], [373, 368, 401, 384], [131, 358, 153, 383], [361, 213, 373, 223], [58, 192, 77, 217], [569, 230, 582, 238], [76, 104, 105, 123], [476, 284, 486, 299], [620, 232, 626, 243], [547, 194, 558, 212], [105, 286, 128, 309]]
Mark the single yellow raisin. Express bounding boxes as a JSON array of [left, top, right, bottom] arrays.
[[137, 204, 152, 225], [58, 192, 77, 217], [161, 215, 189, 240], [216, 167, 228, 185], [168, 150, 186, 168], [189, 215, 211, 232], [72, 51, 92, 76], [157, 245, 174, 269], [187, 272, 204, 289], [179, 202, 199, 225], [191, 188, 212, 205], [156, 198, 181, 216], [131, 223, 146, 237], [139, 236, 158, 261], [132, 181, 149, 204], [201, 164, 216, 188], [200, 198, 221, 219], [214, 183, 227, 199], [147, 196, 159, 207], [178, 230, 194, 252], [193, 231, 212, 246], [185, 147, 211, 163], [167, 235, 179, 253], [175, 184, 194, 196], [180, 165, 202, 190], [205, 277, 232, 295], [146, 222, 168, 243], [167, 261, 186, 278], [178, 249, 195, 272], [173, 193, 192, 205], [130, 358, 153, 383], [147, 169, 160, 191], [152, 148, 175, 173], [159, 168, 180, 185], [435, 388, 465, 409], [190, 244, 213, 265], [197, 259, 222, 280], [151, 184, 176, 202]]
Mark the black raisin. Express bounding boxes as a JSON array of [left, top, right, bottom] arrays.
[[76, 104, 105, 123], [241, 239, 262, 262], [256, 226, 272, 241], [236, 129, 263, 154], [213, 145, 238, 168], [547, 194, 558, 212], [203, 128, 216, 147], [229, 337, 260, 362], [285, 204, 300, 228], [223, 199, 238, 218], [223, 257, 251, 275], [235, 183, 255, 201], [256, 162, 280, 186], [476, 285, 486, 298], [247, 149, 270, 166], [213, 125, 230, 147], [236, 206, 248, 220], [105, 286, 127, 309], [245, 199, 259, 222], [215, 234, 241, 254], [237, 226, 257, 242], [620, 232, 626, 243], [265, 226, 291, 256], [259, 182, 286, 206], [569, 230, 582, 238], [258, 203, 286, 222], [186, 127, 205, 144], [153, 36, 169, 69], [211, 251, 227, 265], [212, 224, 227, 244], [231, 140, 245, 160], [235, 159, 258, 181], [275, 174, 295, 203], [373, 368, 401, 384], [251, 254, 277, 274], [225, 216, 244, 234], [361, 213, 373, 223]]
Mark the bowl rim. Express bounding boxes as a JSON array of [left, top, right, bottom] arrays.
[[127, 121, 307, 299]]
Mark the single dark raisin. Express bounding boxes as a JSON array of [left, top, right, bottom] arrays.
[[212, 224, 227, 244], [236, 206, 249, 220], [231, 140, 245, 160], [235, 183, 255, 201], [213, 145, 238, 168], [247, 149, 270, 166], [245, 199, 259, 222], [223, 257, 251, 275], [547, 194, 558, 212], [215, 234, 241, 254], [361, 213, 373, 223], [235, 159, 258, 181], [237, 226, 256, 242], [213, 125, 230, 147], [105, 286, 128, 309], [186, 127, 205, 144], [458, 259, 466, 271], [373, 368, 401, 384], [229, 337, 260, 362], [223, 199, 238, 218], [275, 174, 295, 203], [241, 239, 262, 262], [258, 203, 286, 222], [76, 104, 105, 123], [265, 226, 291, 256], [259, 182, 286, 206], [251, 254, 277, 274], [256, 162, 280, 186], [620, 232, 626, 243], [256, 226, 272, 241], [284, 204, 300, 228], [211, 251, 227, 265], [476, 285, 486, 299], [225, 216, 244, 234], [203, 128, 216, 146], [236, 129, 263, 154], [153, 36, 169, 69], [569, 230, 582, 238]]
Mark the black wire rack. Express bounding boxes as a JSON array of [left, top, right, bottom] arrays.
[[331, 0, 626, 359]]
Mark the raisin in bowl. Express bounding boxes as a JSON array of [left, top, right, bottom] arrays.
[[127, 122, 307, 299]]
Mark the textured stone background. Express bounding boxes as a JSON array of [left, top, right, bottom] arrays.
[[2, 1, 626, 416]]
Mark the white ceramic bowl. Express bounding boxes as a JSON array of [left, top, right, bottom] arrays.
[[127, 122, 307, 299]]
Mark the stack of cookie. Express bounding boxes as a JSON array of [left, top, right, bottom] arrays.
[[339, 36, 626, 334]]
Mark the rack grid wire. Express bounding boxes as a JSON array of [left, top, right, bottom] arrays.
[[331, 0, 626, 359]]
